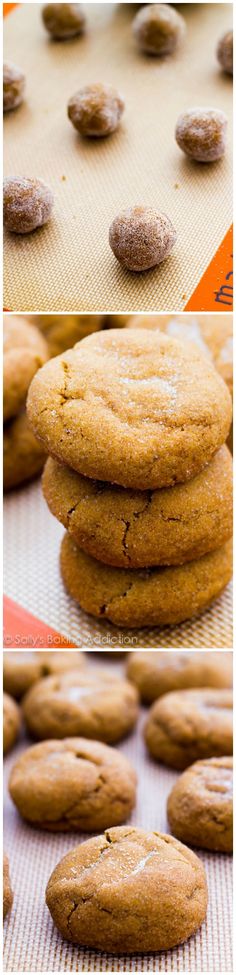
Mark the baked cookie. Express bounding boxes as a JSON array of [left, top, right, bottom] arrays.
[[45, 826, 207, 952], [3, 650, 85, 699], [60, 533, 232, 628], [167, 756, 233, 853], [33, 315, 103, 357], [3, 316, 48, 421], [126, 651, 233, 703], [22, 670, 139, 743], [9, 737, 137, 831], [3, 693, 21, 755], [145, 688, 233, 770], [27, 329, 232, 490], [3, 411, 47, 491], [43, 446, 232, 568], [3, 855, 13, 920]]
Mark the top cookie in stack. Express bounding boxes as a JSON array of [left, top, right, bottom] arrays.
[[27, 329, 233, 628]]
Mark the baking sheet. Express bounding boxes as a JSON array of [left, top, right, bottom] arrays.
[[3, 651, 233, 973], [3, 2, 233, 313]]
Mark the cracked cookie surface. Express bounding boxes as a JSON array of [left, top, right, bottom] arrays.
[[3, 650, 85, 699], [45, 825, 207, 952], [9, 737, 136, 831], [60, 534, 232, 628], [27, 329, 232, 490], [43, 445, 232, 567], [3, 693, 21, 756], [126, 651, 233, 703], [22, 669, 139, 743], [167, 756, 233, 852], [145, 688, 233, 770]]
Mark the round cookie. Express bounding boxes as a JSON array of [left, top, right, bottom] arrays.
[[145, 688, 233, 770], [3, 650, 85, 699], [43, 446, 232, 568], [4, 316, 48, 422], [167, 756, 233, 853], [45, 826, 207, 952], [3, 411, 47, 491], [126, 651, 232, 703], [60, 534, 232, 628], [22, 670, 139, 743], [9, 737, 137, 831], [27, 329, 232, 491], [3, 855, 13, 920], [34, 315, 103, 357], [3, 693, 21, 756]]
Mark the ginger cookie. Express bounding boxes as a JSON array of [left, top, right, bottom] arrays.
[[34, 315, 103, 357], [3, 411, 47, 491], [9, 737, 136, 832], [126, 651, 232, 703], [22, 670, 139, 743], [3, 693, 21, 756], [3, 855, 13, 920], [3, 650, 85, 699], [145, 688, 233, 770], [60, 534, 232, 628], [45, 826, 207, 952], [3, 316, 48, 422], [167, 756, 233, 853], [43, 446, 232, 568], [27, 329, 232, 490]]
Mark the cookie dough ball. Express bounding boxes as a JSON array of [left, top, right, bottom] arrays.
[[127, 651, 232, 703], [68, 84, 124, 138], [175, 108, 227, 163], [145, 688, 233, 770], [33, 314, 103, 357], [3, 650, 85, 699], [167, 757, 233, 853], [3, 855, 13, 920], [3, 412, 47, 491], [9, 738, 137, 831], [217, 30, 233, 75], [3, 62, 25, 112], [109, 206, 176, 272], [46, 826, 207, 952], [22, 670, 139, 743], [42, 3, 86, 39], [3, 177, 54, 233], [133, 4, 185, 57], [3, 316, 48, 422], [3, 693, 21, 756]]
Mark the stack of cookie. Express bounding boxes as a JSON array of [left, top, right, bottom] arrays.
[[27, 328, 233, 628], [3, 317, 49, 491]]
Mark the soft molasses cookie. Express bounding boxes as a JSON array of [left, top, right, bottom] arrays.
[[3, 693, 21, 755], [3, 411, 47, 491], [22, 670, 139, 743], [9, 737, 137, 831], [34, 315, 103, 357], [60, 534, 232, 628], [3, 651, 85, 699], [43, 446, 232, 568], [167, 756, 233, 853], [27, 329, 232, 490], [126, 651, 232, 703], [3, 316, 48, 421], [3, 855, 13, 919], [45, 826, 207, 952], [145, 688, 233, 769]]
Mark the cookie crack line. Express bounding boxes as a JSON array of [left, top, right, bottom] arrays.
[[99, 581, 135, 616]]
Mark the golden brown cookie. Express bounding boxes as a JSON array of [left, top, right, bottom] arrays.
[[3, 411, 47, 491], [167, 756, 233, 853], [45, 826, 207, 952], [60, 533, 232, 628], [3, 651, 85, 699], [3, 693, 21, 756], [3, 855, 13, 920], [43, 446, 232, 568], [33, 315, 103, 357], [3, 316, 48, 421], [22, 670, 139, 743], [9, 737, 137, 831], [145, 688, 233, 770], [27, 329, 232, 490], [126, 651, 233, 703]]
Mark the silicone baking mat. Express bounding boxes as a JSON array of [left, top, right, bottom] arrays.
[[3, 479, 233, 648], [3, 651, 233, 973], [3, 2, 233, 313]]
